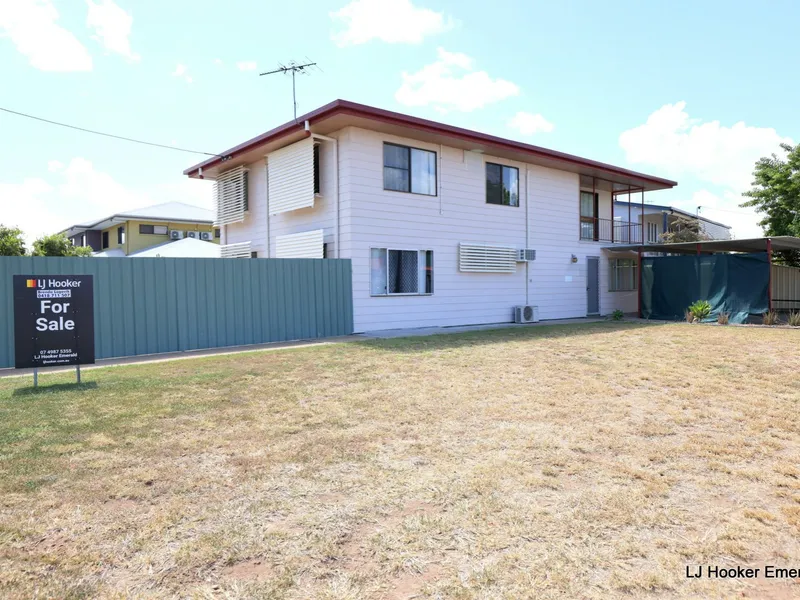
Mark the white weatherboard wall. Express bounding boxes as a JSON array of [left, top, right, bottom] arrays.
[[344, 129, 527, 331], [222, 134, 341, 258], [340, 127, 633, 331], [220, 125, 641, 331]]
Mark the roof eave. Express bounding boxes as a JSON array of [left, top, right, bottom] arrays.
[[182, 99, 678, 190]]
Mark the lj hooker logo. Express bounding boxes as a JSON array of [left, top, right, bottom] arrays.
[[28, 277, 82, 299]]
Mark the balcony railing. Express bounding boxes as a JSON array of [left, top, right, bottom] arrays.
[[580, 218, 642, 243]]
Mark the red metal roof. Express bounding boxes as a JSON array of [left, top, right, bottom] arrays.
[[183, 99, 677, 189]]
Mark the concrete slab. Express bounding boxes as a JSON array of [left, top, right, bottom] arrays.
[[358, 317, 609, 339]]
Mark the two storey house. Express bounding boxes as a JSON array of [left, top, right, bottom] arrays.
[[184, 100, 677, 332]]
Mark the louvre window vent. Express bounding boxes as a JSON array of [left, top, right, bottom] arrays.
[[268, 137, 316, 215], [213, 166, 248, 226], [276, 229, 324, 259], [459, 243, 517, 273], [220, 241, 252, 258]]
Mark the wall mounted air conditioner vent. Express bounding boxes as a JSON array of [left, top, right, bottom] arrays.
[[169, 230, 183, 240], [514, 305, 539, 324], [198, 231, 213, 241], [185, 231, 198, 239], [516, 249, 536, 262]]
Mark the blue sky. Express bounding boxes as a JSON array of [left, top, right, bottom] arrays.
[[1, 0, 797, 242]]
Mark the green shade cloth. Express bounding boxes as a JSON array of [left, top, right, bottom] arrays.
[[642, 253, 769, 323]]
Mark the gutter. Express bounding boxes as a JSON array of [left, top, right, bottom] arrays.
[[183, 100, 678, 189]]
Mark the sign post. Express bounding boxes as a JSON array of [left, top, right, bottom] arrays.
[[13, 275, 95, 386]]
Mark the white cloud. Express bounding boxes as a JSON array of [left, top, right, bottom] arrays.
[[508, 111, 554, 136], [0, 158, 213, 245], [395, 48, 519, 113], [619, 101, 793, 192], [620, 102, 794, 238], [0, 178, 59, 244], [331, 0, 453, 46], [86, 0, 138, 61], [171, 63, 192, 83], [213, 58, 223, 66], [0, 0, 93, 71], [236, 60, 257, 71], [683, 190, 764, 239]]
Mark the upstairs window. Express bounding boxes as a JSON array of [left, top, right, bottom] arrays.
[[580, 191, 598, 240], [102, 231, 109, 249], [370, 248, 434, 296], [117, 226, 125, 245], [383, 143, 437, 196], [486, 163, 519, 206]]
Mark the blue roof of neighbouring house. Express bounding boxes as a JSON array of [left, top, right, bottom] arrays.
[[614, 201, 731, 230]]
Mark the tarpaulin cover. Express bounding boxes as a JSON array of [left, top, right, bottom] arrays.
[[641, 252, 769, 323]]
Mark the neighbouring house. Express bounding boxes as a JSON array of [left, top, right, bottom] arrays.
[[183, 99, 679, 332], [128, 237, 221, 258], [613, 200, 731, 243], [60, 202, 220, 256]]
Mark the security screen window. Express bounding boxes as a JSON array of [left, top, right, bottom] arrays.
[[609, 258, 638, 291], [370, 248, 434, 295], [383, 143, 437, 195], [486, 163, 520, 206]]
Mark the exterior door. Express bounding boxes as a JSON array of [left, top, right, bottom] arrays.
[[587, 257, 600, 315]]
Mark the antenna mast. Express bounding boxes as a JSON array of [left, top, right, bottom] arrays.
[[259, 60, 318, 121]]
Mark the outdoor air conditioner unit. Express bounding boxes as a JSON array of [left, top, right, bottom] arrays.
[[514, 305, 540, 324], [185, 231, 198, 239], [169, 230, 184, 240], [198, 231, 213, 241], [516, 248, 536, 262]]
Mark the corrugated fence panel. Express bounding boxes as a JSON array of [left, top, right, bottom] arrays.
[[772, 264, 800, 310], [0, 257, 354, 369]]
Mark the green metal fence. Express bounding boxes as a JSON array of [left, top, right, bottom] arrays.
[[0, 257, 353, 369]]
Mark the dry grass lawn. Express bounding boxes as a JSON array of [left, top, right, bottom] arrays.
[[1, 322, 799, 599]]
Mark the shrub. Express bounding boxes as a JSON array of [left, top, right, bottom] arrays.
[[762, 310, 779, 325], [717, 312, 730, 325], [611, 310, 624, 321], [788, 311, 800, 327], [685, 309, 694, 323], [688, 300, 712, 322]]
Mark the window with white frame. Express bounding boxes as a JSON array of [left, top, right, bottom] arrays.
[[383, 143, 437, 196], [609, 258, 638, 291], [370, 248, 433, 295]]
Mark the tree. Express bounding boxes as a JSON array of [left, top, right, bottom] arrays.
[[742, 143, 800, 265], [659, 215, 711, 243], [0, 225, 26, 256], [32, 233, 93, 257]]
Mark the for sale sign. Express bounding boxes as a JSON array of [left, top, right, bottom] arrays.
[[13, 275, 95, 369]]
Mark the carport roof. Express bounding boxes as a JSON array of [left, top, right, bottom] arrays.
[[605, 236, 800, 254]]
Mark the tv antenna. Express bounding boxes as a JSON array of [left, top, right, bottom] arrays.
[[259, 59, 319, 121]]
